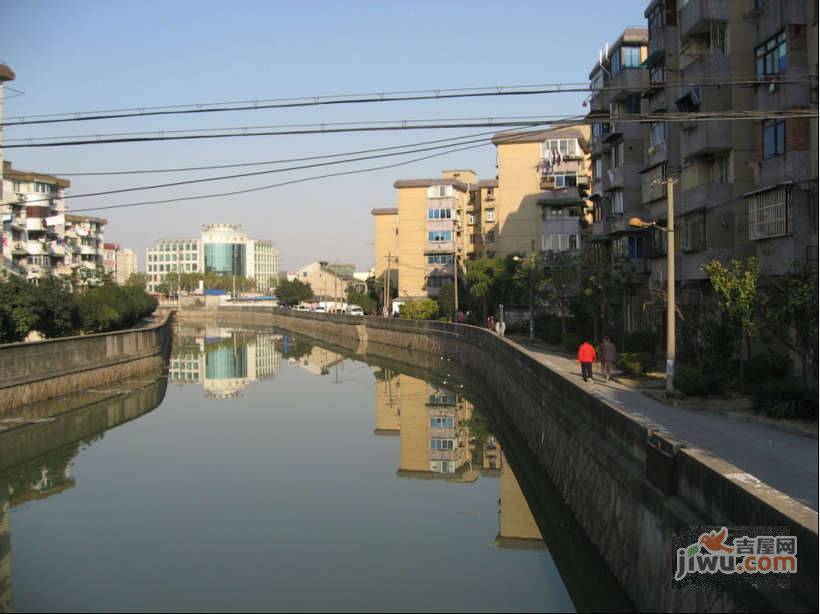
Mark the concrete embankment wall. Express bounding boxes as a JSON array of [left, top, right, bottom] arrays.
[[0, 311, 174, 413], [182, 307, 818, 612]]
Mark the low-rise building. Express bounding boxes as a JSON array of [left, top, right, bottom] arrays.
[[116, 248, 138, 284], [289, 261, 366, 305]]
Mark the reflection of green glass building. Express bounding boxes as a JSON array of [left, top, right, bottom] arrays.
[[204, 242, 245, 276], [205, 345, 248, 380]]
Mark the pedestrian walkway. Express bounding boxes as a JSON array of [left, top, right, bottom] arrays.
[[510, 337, 819, 511]]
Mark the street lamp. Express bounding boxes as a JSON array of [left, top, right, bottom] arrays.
[[628, 178, 676, 395], [513, 252, 537, 340]]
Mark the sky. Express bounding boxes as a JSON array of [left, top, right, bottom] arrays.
[[4, 0, 648, 272]]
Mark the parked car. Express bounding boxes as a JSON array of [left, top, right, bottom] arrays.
[[294, 304, 310, 312], [346, 305, 364, 316], [312, 305, 326, 313]]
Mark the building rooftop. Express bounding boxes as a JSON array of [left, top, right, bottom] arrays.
[[3, 161, 71, 188], [393, 178, 469, 191], [66, 213, 107, 225], [371, 207, 399, 216], [492, 126, 590, 150], [588, 27, 649, 77], [476, 179, 498, 188]]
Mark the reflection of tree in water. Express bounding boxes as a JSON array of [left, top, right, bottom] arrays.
[[280, 335, 314, 362], [463, 412, 493, 447], [1, 444, 80, 506]]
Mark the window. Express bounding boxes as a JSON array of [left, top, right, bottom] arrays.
[[650, 122, 667, 147], [430, 439, 455, 450], [628, 236, 644, 259], [430, 416, 455, 429], [485, 209, 495, 222], [427, 254, 453, 265], [612, 191, 625, 214], [755, 31, 787, 77], [428, 230, 452, 242], [428, 392, 456, 405], [427, 276, 450, 288], [468, 213, 476, 225], [611, 46, 642, 74], [681, 213, 706, 251], [649, 63, 665, 85], [748, 187, 791, 240], [427, 185, 454, 198], [648, 2, 665, 40], [610, 141, 624, 168], [427, 208, 453, 220], [713, 155, 730, 183], [551, 174, 578, 188], [541, 234, 578, 252], [542, 139, 578, 158], [33, 182, 52, 194], [594, 158, 603, 181], [486, 187, 495, 200], [762, 119, 785, 159], [642, 163, 667, 203], [710, 22, 727, 54], [592, 122, 611, 142], [485, 230, 495, 243], [430, 460, 455, 473]]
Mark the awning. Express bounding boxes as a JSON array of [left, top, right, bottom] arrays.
[[742, 181, 795, 198]]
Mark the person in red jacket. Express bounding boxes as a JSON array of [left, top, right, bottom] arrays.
[[577, 341, 597, 382]]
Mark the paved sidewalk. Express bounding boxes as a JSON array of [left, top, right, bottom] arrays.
[[510, 337, 819, 511]]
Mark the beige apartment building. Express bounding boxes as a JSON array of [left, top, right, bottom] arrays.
[[371, 207, 398, 280], [288, 261, 367, 305], [491, 127, 592, 258]]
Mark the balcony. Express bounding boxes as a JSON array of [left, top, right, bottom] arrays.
[[425, 241, 455, 254], [680, 182, 732, 215], [49, 243, 66, 256], [604, 167, 625, 191], [80, 245, 99, 256], [645, 141, 669, 168], [25, 218, 45, 231], [537, 188, 584, 206], [11, 242, 27, 255], [608, 68, 648, 100], [679, 0, 729, 37], [680, 121, 731, 159], [25, 240, 46, 255]]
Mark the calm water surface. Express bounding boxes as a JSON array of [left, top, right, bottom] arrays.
[[0, 324, 629, 612]]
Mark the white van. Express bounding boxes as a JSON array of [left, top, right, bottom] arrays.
[[346, 305, 364, 316]]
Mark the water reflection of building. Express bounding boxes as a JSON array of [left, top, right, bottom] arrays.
[[168, 328, 279, 398], [290, 346, 345, 377], [496, 451, 543, 549]]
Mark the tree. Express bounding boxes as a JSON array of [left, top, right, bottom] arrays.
[[513, 253, 548, 339], [0, 275, 39, 343], [399, 299, 439, 320], [33, 277, 80, 338], [347, 287, 376, 314], [436, 283, 456, 320], [124, 272, 148, 290], [702, 257, 759, 391], [463, 257, 503, 320], [276, 279, 313, 306], [543, 251, 579, 345], [760, 261, 819, 385]]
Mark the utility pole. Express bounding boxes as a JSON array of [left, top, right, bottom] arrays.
[[453, 250, 459, 320], [665, 178, 676, 395], [385, 252, 393, 317]]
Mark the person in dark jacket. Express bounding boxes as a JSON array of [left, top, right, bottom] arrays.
[[600, 336, 617, 381], [577, 341, 597, 382]]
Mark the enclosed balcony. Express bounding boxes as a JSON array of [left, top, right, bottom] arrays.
[[680, 121, 731, 159], [680, 182, 732, 215], [608, 68, 648, 101], [679, 0, 729, 37], [26, 240, 46, 255], [25, 218, 45, 231]]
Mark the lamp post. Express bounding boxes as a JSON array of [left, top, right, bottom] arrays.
[[628, 177, 676, 395], [513, 251, 537, 340]]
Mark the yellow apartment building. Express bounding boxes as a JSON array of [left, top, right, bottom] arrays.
[[491, 126, 592, 258], [371, 207, 398, 280], [496, 451, 544, 548], [391, 176, 473, 300], [374, 368, 401, 436]]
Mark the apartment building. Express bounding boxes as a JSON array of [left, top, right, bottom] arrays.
[[491, 127, 592, 258], [0, 161, 108, 286], [586, 28, 650, 261], [146, 223, 279, 293], [391, 174, 474, 300], [638, 0, 817, 288], [102, 243, 119, 277], [115, 248, 138, 284], [288, 261, 367, 304], [744, 0, 819, 274]]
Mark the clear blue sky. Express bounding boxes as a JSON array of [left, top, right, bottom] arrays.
[[4, 0, 648, 271]]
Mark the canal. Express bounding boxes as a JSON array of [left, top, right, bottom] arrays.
[[0, 323, 631, 612]]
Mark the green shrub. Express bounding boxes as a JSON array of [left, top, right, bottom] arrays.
[[617, 352, 654, 376], [674, 365, 725, 396], [753, 378, 818, 420], [744, 353, 792, 387], [623, 330, 657, 355], [399, 299, 439, 320]]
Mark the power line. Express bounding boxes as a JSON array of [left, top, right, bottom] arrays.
[[43, 128, 509, 176], [3, 74, 815, 126], [22, 132, 506, 204], [5, 108, 816, 149], [68, 127, 552, 213]]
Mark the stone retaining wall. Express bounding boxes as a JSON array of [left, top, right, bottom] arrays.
[[183, 307, 818, 612], [0, 311, 174, 413]]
